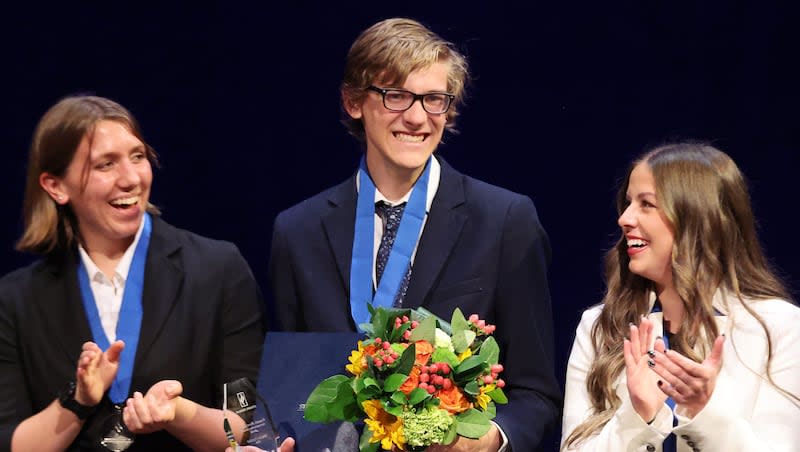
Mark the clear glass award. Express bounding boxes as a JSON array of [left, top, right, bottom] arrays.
[[224, 377, 280, 452]]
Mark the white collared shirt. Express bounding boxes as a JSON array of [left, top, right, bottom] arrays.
[[77, 218, 146, 343], [356, 157, 441, 289]]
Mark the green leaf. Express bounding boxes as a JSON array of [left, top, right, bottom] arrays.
[[454, 355, 488, 384], [442, 418, 458, 445], [413, 307, 451, 335], [431, 348, 460, 368], [450, 308, 469, 332], [484, 401, 497, 419], [383, 373, 408, 393], [328, 381, 361, 422], [384, 403, 403, 417], [488, 387, 508, 404], [407, 387, 430, 406], [359, 426, 380, 452], [372, 308, 389, 340], [455, 408, 491, 439], [464, 380, 480, 396], [394, 343, 416, 376], [304, 375, 353, 423], [390, 391, 407, 405], [451, 329, 476, 354], [409, 314, 436, 343], [478, 336, 500, 365], [362, 377, 379, 390]]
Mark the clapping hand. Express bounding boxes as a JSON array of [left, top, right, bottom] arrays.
[[650, 334, 725, 418], [122, 379, 183, 434], [75, 340, 124, 406], [623, 317, 667, 423]]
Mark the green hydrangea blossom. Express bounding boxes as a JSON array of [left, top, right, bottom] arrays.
[[401, 407, 454, 447]]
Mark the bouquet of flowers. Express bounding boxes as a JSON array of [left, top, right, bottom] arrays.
[[304, 306, 507, 451]]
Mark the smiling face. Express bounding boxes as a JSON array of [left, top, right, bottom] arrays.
[[41, 119, 152, 254], [618, 163, 675, 290], [346, 61, 450, 184]]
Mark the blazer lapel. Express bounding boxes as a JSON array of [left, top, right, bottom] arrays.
[[403, 158, 467, 309], [321, 177, 358, 296], [39, 253, 94, 362], [135, 217, 184, 365]]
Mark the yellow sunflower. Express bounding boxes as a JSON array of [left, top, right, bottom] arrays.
[[345, 341, 367, 376], [362, 399, 405, 450], [476, 384, 496, 410]]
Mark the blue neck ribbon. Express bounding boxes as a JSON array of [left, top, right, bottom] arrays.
[[349, 156, 431, 331], [650, 300, 723, 452], [77, 213, 152, 404]]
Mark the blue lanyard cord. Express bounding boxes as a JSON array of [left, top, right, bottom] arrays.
[[77, 213, 152, 403], [349, 157, 431, 330]]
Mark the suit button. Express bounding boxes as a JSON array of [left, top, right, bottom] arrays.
[[693, 449, 700, 452], [681, 434, 690, 440], [687, 440, 696, 447], [646, 445, 656, 452]]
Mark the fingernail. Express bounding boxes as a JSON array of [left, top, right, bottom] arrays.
[[647, 358, 655, 368], [647, 350, 655, 358], [721, 333, 726, 337], [657, 380, 663, 387]]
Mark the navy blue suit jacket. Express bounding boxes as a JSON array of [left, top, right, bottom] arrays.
[[0, 217, 265, 451], [269, 157, 562, 450]]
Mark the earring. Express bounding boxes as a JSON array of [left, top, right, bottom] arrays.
[[56, 195, 63, 201]]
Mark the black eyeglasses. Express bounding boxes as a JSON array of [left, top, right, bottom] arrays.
[[366, 86, 455, 114]]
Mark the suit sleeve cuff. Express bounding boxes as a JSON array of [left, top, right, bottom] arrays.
[[491, 420, 510, 452]]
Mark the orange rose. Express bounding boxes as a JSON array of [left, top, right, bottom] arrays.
[[414, 340, 433, 366], [437, 385, 471, 414], [398, 365, 421, 395]]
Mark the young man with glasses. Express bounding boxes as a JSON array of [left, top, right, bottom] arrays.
[[269, 17, 561, 451]]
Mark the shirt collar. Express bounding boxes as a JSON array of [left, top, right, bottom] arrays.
[[77, 216, 147, 282], [357, 156, 441, 213]]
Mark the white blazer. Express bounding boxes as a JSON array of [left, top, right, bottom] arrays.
[[561, 291, 800, 451]]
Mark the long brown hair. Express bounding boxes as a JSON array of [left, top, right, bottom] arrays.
[[565, 142, 794, 448], [16, 95, 159, 255]]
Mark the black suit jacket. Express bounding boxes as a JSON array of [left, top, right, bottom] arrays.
[[0, 217, 265, 451], [269, 157, 562, 450]]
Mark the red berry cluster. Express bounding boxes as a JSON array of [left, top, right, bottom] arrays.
[[417, 362, 452, 394], [371, 338, 399, 368], [481, 364, 506, 388], [468, 314, 496, 335], [393, 315, 419, 341]]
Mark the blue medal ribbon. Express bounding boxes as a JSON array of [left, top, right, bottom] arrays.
[[77, 213, 152, 404], [349, 156, 431, 330]]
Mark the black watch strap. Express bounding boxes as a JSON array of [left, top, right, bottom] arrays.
[[58, 381, 98, 420]]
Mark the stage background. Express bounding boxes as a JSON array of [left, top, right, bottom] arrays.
[[3, 2, 798, 449]]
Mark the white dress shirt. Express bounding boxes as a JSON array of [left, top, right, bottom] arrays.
[[77, 218, 146, 344]]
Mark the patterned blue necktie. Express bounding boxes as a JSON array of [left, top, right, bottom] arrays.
[[375, 201, 412, 307]]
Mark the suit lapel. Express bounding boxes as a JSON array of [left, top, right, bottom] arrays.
[[135, 217, 184, 365], [321, 177, 358, 296], [39, 253, 94, 362], [404, 158, 467, 309]]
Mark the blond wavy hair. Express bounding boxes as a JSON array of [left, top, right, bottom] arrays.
[[340, 17, 469, 141]]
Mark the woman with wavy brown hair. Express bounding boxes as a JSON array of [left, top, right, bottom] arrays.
[[561, 142, 800, 451]]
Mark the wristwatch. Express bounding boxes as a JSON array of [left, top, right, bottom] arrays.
[[58, 381, 98, 420]]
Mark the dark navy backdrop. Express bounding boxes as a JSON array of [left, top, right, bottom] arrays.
[[3, 2, 798, 449]]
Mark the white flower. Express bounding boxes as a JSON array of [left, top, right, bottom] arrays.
[[434, 328, 454, 352]]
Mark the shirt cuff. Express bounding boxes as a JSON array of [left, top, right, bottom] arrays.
[[491, 420, 510, 452]]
